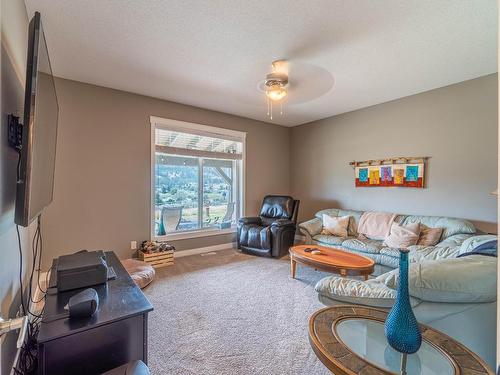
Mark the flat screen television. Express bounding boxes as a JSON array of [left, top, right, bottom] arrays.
[[15, 12, 59, 226]]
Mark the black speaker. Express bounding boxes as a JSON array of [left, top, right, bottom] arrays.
[[68, 288, 99, 318]]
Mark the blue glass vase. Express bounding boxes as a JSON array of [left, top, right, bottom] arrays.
[[384, 249, 422, 354]]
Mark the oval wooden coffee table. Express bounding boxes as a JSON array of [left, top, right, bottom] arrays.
[[289, 245, 375, 280], [309, 305, 494, 375]]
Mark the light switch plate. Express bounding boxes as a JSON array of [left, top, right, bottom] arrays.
[[130, 241, 137, 250]]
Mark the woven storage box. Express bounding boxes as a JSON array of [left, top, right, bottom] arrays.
[[138, 250, 174, 268]]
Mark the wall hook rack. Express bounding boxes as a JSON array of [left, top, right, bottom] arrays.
[[349, 156, 429, 169]]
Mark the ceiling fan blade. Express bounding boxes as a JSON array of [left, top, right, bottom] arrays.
[[286, 61, 334, 104]]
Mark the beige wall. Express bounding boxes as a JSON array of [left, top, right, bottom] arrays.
[[0, 1, 36, 372], [43, 74, 498, 266], [291, 74, 498, 232], [41, 78, 290, 265]]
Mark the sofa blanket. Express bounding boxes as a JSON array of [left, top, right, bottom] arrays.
[[357, 211, 397, 240]]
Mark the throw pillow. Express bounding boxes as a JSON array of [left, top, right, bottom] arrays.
[[417, 224, 443, 246], [321, 214, 350, 237], [384, 222, 420, 248]]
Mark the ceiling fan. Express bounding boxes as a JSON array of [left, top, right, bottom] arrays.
[[259, 59, 335, 121]]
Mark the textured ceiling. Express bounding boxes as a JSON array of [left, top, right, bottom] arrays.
[[25, 0, 498, 126]]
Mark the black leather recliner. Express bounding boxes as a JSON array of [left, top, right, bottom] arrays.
[[237, 195, 300, 258]]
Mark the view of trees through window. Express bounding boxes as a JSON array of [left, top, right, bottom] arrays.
[[154, 154, 238, 235]]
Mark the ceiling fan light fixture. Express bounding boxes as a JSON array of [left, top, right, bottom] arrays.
[[263, 60, 289, 120], [265, 83, 287, 101]]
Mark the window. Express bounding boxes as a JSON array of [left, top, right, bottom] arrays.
[[151, 117, 245, 240]]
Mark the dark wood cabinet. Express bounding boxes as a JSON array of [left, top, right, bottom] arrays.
[[38, 251, 153, 375]]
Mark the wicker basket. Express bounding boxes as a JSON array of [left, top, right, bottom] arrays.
[[138, 250, 174, 268]]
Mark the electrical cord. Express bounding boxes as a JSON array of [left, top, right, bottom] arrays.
[[14, 148, 47, 374], [13, 313, 41, 374], [15, 225, 26, 316], [36, 216, 46, 294], [14, 215, 45, 374], [27, 216, 44, 319], [15, 151, 27, 317]]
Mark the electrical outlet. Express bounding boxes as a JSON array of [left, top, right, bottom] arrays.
[[130, 241, 137, 250]]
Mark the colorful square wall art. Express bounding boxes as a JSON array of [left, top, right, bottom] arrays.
[[358, 168, 368, 183], [393, 168, 405, 185], [380, 166, 392, 186], [353, 158, 425, 188], [406, 165, 418, 182], [369, 169, 380, 185]]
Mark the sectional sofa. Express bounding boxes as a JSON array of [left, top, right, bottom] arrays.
[[299, 208, 478, 273], [298, 208, 497, 369]]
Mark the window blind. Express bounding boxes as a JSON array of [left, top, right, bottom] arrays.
[[155, 128, 243, 160]]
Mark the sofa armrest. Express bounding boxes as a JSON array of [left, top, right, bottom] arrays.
[[238, 217, 262, 225], [298, 217, 323, 242], [315, 276, 421, 309], [380, 256, 497, 303]]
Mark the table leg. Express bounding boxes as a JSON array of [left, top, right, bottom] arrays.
[[364, 274, 369, 281], [290, 257, 297, 279]]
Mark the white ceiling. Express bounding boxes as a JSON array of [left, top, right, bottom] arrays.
[[25, 0, 498, 127]]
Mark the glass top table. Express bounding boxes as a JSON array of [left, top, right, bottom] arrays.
[[336, 318, 453, 375], [308, 306, 493, 375]]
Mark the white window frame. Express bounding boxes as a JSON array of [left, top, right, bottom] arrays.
[[150, 116, 246, 241]]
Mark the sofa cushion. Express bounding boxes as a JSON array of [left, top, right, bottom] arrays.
[[436, 233, 474, 248], [417, 225, 444, 246], [379, 245, 463, 266], [378, 254, 400, 268], [381, 255, 497, 303], [321, 214, 349, 237], [341, 238, 384, 254], [379, 247, 401, 258], [312, 234, 345, 247], [413, 245, 461, 262], [384, 222, 420, 248], [315, 276, 420, 308], [400, 215, 475, 240], [315, 208, 364, 237]]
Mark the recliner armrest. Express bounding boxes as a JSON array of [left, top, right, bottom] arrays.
[[238, 217, 262, 225], [270, 219, 295, 227]]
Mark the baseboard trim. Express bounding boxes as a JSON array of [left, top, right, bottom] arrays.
[[174, 242, 236, 258]]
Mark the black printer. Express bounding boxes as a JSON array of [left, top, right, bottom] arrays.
[[55, 250, 109, 292]]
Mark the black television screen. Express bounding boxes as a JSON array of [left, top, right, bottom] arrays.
[[15, 12, 59, 227]]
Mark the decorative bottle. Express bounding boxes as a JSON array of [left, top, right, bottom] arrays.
[[384, 248, 422, 354]]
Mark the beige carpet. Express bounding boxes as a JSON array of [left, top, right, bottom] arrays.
[[144, 249, 332, 375]]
